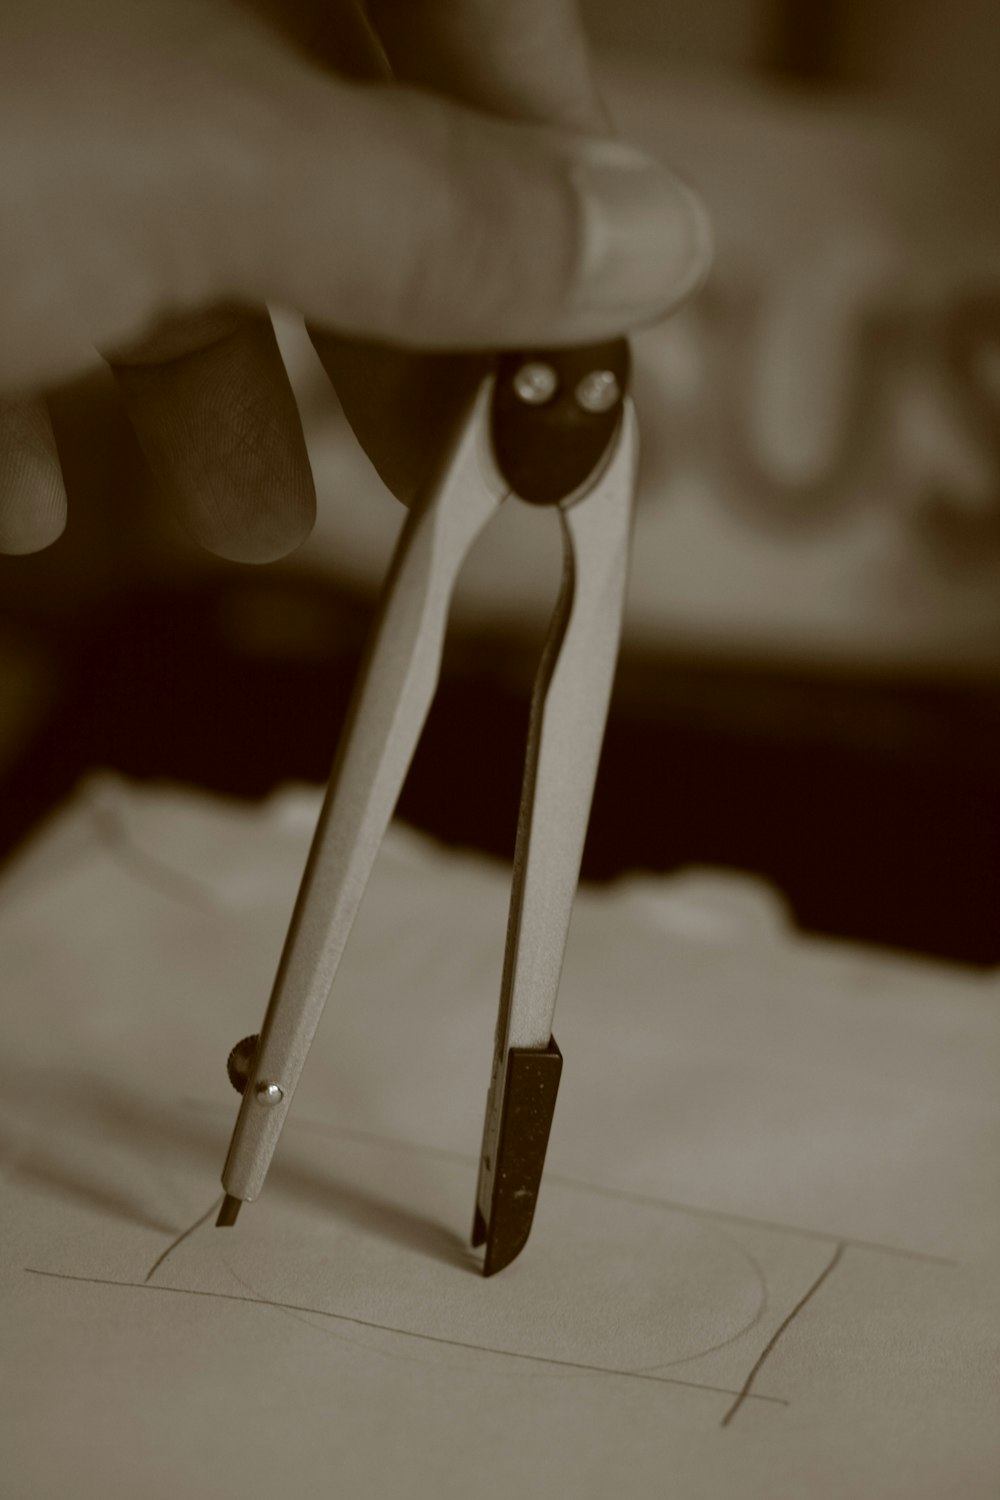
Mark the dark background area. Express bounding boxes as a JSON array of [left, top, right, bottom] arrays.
[[2, 478, 999, 966]]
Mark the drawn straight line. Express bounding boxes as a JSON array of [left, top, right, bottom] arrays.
[[186, 1100, 958, 1267], [91, 803, 223, 914], [545, 1183, 951, 1267], [24, 1268, 787, 1408], [144, 1199, 223, 1283], [720, 1240, 846, 1428]]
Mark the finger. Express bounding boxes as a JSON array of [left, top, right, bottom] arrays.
[[108, 309, 315, 564], [200, 34, 710, 350], [0, 397, 67, 554], [1, 7, 708, 397], [367, 0, 608, 132], [308, 0, 614, 502], [0, 0, 707, 387], [294, 108, 705, 497], [278, 90, 706, 500]]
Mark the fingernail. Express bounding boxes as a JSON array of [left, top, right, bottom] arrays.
[[569, 141, 713, 324]]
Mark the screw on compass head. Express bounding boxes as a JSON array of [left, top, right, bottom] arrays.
[[511, 361, 559, 405], [574, 369, 621, 413]]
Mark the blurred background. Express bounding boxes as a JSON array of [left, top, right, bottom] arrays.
[[2, 0, 1000, 960]]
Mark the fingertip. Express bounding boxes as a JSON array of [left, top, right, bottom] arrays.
[[566, 141, 714, 334], [0, 506, 67, 555], [111, 315, 317, 566], [190, 480, 316, 565], [0, 398, 68, 554]]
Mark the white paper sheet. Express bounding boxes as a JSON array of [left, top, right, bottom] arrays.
[[2, 778, 998, 1498]]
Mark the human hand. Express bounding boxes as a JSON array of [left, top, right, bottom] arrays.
[[0, 0, 710, 560]]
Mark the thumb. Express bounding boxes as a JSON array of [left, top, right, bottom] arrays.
[[209, 76, 711, 350]]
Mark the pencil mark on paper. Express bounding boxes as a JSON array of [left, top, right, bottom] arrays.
[[144, 1198, 223, 1283], [185, 1100, 957, 1267], [90, 800, 223, 915], [720, 1240, 846, 1427], [24, 1268, 788, 1411], [637, 1229, 770, 1371]]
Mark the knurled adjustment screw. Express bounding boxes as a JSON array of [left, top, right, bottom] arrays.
[[226, 1034, 260, 1095]]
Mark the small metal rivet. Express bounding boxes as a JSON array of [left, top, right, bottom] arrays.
[[512, 362, 559, 405], [574, 370, 621, 413], [255, 1081, 284, 1106]]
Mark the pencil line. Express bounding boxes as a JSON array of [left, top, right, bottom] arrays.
[[545, 1185, 950, 1267], [90, 803, 223, 915], [719, 1240, 846, 1428], [183, 1101, 958, 1266], [144, 1199, 223, 1283], [24, 1268, 787, 1408]]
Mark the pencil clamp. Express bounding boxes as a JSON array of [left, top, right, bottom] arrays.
[[472, 1037, 563, 1277]]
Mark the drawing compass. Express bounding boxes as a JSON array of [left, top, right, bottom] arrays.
[[216, 339, 638, 1274]]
